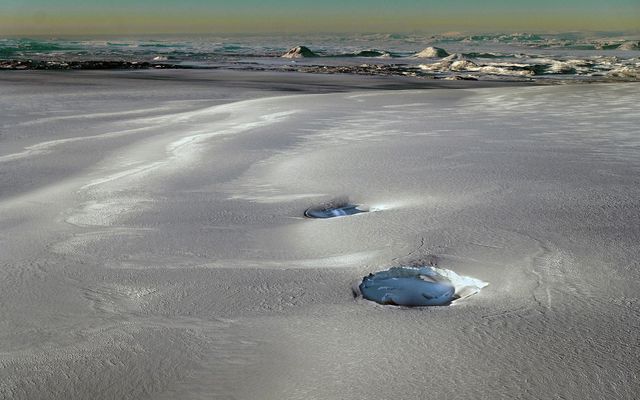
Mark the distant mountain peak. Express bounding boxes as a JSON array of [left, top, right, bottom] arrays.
[[413, 47, 449, 58]]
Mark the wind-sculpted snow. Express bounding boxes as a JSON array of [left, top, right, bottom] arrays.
[[1, 72, 640, 399]]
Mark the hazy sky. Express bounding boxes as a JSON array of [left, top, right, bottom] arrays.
[[1, 0, 639, 35]]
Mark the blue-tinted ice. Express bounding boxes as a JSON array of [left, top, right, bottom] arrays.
[[359, 266, 488, 307], [304, 204, 367, 219]]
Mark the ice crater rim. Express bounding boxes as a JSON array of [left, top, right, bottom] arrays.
[[304, 203, 369, 219], [355, 265, 488, 307]]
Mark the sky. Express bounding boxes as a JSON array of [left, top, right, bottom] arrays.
[[1, 0, 639, 35]]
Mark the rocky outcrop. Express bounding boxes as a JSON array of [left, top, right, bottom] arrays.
[[281, 46, 318, 58], [0, 60, 182, 70], [618, 41, 640, 51]]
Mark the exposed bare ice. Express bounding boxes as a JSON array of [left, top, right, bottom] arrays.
[[357, 264, 487, 306], [304, 198, 369, 219]]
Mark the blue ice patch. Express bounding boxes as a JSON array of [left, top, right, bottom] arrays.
[[359, 266, 488, 307], [360, 267, 455, 306]]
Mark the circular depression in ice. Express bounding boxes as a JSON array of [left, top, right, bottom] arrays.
[[304, 203, 368, 219], [358, 266, 488, 307]]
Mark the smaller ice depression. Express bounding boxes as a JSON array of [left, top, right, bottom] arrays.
[[304, 203, 368, 219]]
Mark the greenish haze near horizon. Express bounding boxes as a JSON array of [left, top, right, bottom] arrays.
[[1, 0, 639, 35]]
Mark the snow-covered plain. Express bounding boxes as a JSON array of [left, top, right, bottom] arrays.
[[1, 70, 639, 399]]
